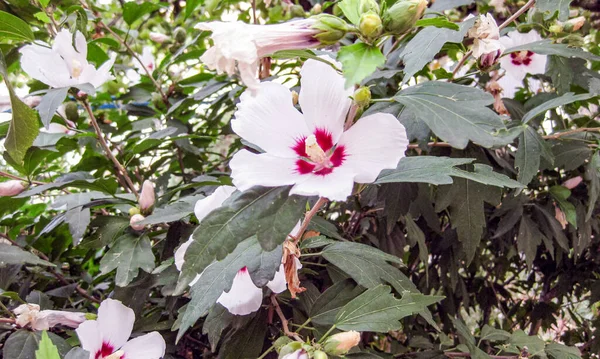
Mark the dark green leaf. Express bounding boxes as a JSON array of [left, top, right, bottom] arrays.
[[517, 215, 543, 269], [99, 234, 156, 287], [480, 325, 511, 342], [545, 343, 582, 359], [65, 348, 90, 359], [3, 331, 69, 359], [219, 311, 267, 359], [586, 152, 600, 221], [338, 43, 386, 87], [310, 279, 364, 326], [505, 40, 600, 62], [522, 93, 597, 124], [0, 244, 54, 267], [535, 0, 573, 21], [122, 2, 161, 25], [508, 330, 545, 357], [376, 157, 475, 185], [515, 126, 554, 185], [394, 82, 506, 149]]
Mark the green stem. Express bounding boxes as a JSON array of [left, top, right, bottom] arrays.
[[0, 301, 15, 318], [294, 318, 313, 332], [318, 324, 337, 344], [300, 252, 323, 257], [371, 98, 394, 103], [257, 344, 275, 359]]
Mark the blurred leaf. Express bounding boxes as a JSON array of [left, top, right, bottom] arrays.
[[515, 126, 554, 185], [535, 0, 573, 21], [338, 0, 361, 25], [219, 310, 267, 359], [451, 318, 491, 359], [35, 332, 60, 359], [100, 234, 156, 287], [0, 11, 35, 42], [122, 2, 161, 25], [415, 17, 459, 30], [545, 343, 581, 359], [586, 152, 600, 220], [0, 50, 40, 165], [334, 285, 442, 332], [64, 348, 90, 359], [36, 88, 68, 129], [80, 216, 130, 249], [549, 185, 577, 227], [506, 40, 600, 62], [480, 325, 511, 342], [522, 93, 597, 124], [517, 215, 543, 269], [508, 330, 546, 357], [428, 0, 474, 11], [0, 244, 54, 267], [338, 43, 385, 87], [394, 82, 506, 149]]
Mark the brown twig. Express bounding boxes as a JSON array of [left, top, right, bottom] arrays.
[[80, 98, 139, 198], [293, 197, 328, 244], [543, 127, 600, 140], [97, 22, 168, 103], [0, 171, 45, 185], [0, 318, 16, 324], [270, 294, 302, 341]]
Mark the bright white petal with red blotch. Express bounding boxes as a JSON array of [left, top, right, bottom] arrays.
[[230, 150, 302, 191], [194, 185, 236, 222], [119, 332, 166, 359], [299, 58, 352, 144], [217, 268, 264, 315], [337, 113, 408, 183], [231, 82, 310, 157], [96, 299, 134, 351], [76, 320, 103, 359], [290, 167, 356, 201]]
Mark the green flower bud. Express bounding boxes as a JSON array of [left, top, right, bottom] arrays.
[[311, 14, 349, 45], [279, 342, 303, 358], [313, 350, 328, 359], [291, 4, 307, 18], [353, 87, 371, 108], [311, 3, 322, 15], [382, 0, 428, 34], [359, 0, 380, 14], [174, 27, 186, 43], [274, 337, 294, 352], [64, 102, 79, 122], [84, 313, 97, 320], [359, 12, 383, 39], [549, 23, 564, 33], [516, 23, 533, 32], [332, 3, 343, 17], [323, 331, 361, 356], [129, 207, 141, 216]]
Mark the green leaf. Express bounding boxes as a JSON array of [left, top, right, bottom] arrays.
[[586, 152, 600, 221], [0, 51, 40, 165], [394, 82, 506, 149], [376, 157, 475, 185], [415, 17, 459, 30], [480, 325, 511, 342], [338, 43, 386, 87], [309, 279, 364, 326], [450, 164, 524, 189], [505, 40, 600, 63], [219, 311, 268, 359], [3, 331, 69, 359], [428, 0, 474, 11], [0, 243, 54, 267], [535, 0, 573, 21], [508, 330, 546, 357], [522, 93, 597, 124], [65, 348, 90, 359], [99, 234, 156, 287], [80, 216, 130, 249], [517, 215, 543, 269], [0, 11, 35, 42], [122, 2, 161, 25], [435, 179, 501, 264], [35, 332, 60, 359], [177, 236, 281, 340], [178, 186, 305, 289], [399, 17, 474, 83], [36, 88, 69, 129], [137, 196, 200, 225], [334, 285, 442, 332], [515, 126, 554, 185], [549, 185, 577, 227], [337, 0, 361, 25], [185, 0, 203, 17], [451, 318, 491, 359], [39, 0, 50, 7], [545, 343, 582, 359], [202, 305, 239, 351]]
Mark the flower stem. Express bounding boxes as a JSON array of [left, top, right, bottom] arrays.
[[80, 98, 139, 198], [271, 294, 303, 341], [318, 324, 337, 343], [257, 344, 275, 359], [293, 197, 328, 244], [498, 0, 536, 30]]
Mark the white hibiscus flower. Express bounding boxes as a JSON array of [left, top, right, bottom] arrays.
[[229, 58, 409, 201]]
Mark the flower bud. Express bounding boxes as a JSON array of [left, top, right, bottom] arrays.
[[129, 207, 141, 216], [382, 0, 428, 34], [174, 27, 186, 43], [274, 337, 294, 352], [359, 0, 380, 14], [280, 349, 308, 359], [279, 342, 304, 358], [149, 32, 170, 43], [313, 350, 328, 359], [64, 102, 79, 122], [353, 87, 371, 108], [311, 3, 322, 15], [139, 180, 155, 214], [563, 176, 583, 189], [549, 23, 564, 33], [311, 14, 349, 45], [0, 180, 26, 197], [323, 331, 361, 355], [130, 214, 146, 231], [359, 12, 383, 39], [290, 4, 307, 18], [566, 16, 585, 31], [479, 49, 502, 68]]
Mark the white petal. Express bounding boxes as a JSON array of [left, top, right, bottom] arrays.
[[53, 29, 88, 75], [289, 167, 356, 201], [527, 53, 547, 75], [194, 185, 236, 222], [97, 299, 134, 350], [266, 264, 287, 293], [88, 54, 116, 88], [497, 72, 521, 98], [34, 310, 86, 330], [76, 320, 103, 359], [119, 332, 166, 359], [231, 82, 310, 157], [237, 60, 261, 95], [299, 58, 352, 144], [337, 113, 409, 183], [174, 237, 193, 271], [19, 45, 72, 88], [217, 268, 264, 315], [229, 150, 302, 191]]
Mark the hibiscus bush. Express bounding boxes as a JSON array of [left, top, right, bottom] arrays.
[[1, 0, 600, 358]]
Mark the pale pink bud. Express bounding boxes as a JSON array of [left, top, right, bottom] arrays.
[[480, 49, 502, 68], [139, 180, 155, 214], [0, 180, 26, 196], [282, 349, 309, 359], [149, 32, 170, 43], [13, 303, 86, 331], [323, 331, 361, 355], [14, 304, 40, 328], [563, 176, 583, 189], [130, 214, 146, 230], [566, 16, 585, 31]]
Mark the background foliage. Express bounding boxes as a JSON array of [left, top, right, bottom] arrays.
[[0, 0, 599, 358]]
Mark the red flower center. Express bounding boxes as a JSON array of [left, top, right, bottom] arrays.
[[510, 51, 535, 66], [95, 343, 114, 359], [292, 128, 346, 176]]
